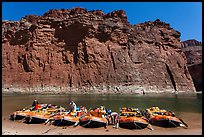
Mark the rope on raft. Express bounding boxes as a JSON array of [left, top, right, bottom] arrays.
[[80, 119, 91, 127], [133, 120, 142, 129]]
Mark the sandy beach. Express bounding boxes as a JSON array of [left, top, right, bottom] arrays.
[[2, 112, 202, 135]]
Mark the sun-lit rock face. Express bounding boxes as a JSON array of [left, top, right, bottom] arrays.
[[2, 7, 196, 94]]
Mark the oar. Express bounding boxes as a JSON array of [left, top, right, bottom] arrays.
[[73, 120, 79, 127], [179, 118, 188, 128], [142, 117, 153, 130], [44, 112, 56, 125], [147, 123, 154, 130], [44, 118, 51, 125], [42, 118, 63, 134]]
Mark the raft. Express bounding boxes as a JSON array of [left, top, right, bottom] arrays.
[[145, 107, 188, 128], [9, 105, 39, 121], [25, 105, 65, 124], [53, 106, 87, 126], [149, 115, 186, 127], [119, 107, 149, 129], [9, 103, 188, 129], [79, 115, 108, 128], [25, 110, 52, 124], [54, 114, 79, 126], [10, 110, 32, 121], [119, 116, 149, 129]]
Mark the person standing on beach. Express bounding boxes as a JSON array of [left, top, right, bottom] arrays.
[[115, 113, 119, 129], [111, 112, 119, 128], [70, 101, 77, 111], [32, 100, 39, 110], [69, 101, 77, 116]]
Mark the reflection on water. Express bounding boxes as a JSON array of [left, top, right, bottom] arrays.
[[2, 93, 202, 117]]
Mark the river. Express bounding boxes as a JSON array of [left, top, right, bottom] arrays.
[[2, 93, 202, 117]]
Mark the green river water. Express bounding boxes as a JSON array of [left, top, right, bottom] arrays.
[[2, 93, 202, 118]]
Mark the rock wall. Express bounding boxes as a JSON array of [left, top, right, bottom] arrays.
[[182, 39, 202, 91], [181, 39, 202, 48], [2, 7, 196, 94]]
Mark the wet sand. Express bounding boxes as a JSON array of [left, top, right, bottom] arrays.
[[2, 112, 202, 135]]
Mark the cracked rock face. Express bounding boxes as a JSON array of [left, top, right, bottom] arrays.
[[182, 39, 202, 92], [2, 7, 196, 94]]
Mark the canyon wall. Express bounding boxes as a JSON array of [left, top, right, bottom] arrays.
[[182, 39, 202, 91], [2, 7, 196, 94]]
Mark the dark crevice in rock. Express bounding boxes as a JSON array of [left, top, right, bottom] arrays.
[[22, 55, 33, 72], [86, 79, 92, 86], [54, 23, 89, 64], [82, 45, 89, 63], [184, 66, 191, 80], [95, 26, 111, 43], [165, 64, 177, 91], [29, 24, 38, 32], [73, 48, 79, 64], [10, 30, 30, 45], [110, 52, 116, 70], [64, 56, 69, 64], [127, 42, 132, 62], [42, 64, 45, 72], [133, 62, 143, 64], [96, 33, 111, 43], [69, 76, 72, 87], [18, 55, 22, 63], [54, 23, 89, 46], [62, 53, 69, 64]]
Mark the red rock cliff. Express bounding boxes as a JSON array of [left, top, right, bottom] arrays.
[[182, 39, 202, 91], [2, 7, 196, 94]]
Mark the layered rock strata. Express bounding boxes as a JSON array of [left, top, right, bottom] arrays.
[[182, 39, 202, 91], [2, 7, 196, 94]]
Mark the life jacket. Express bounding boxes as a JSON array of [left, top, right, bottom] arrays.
[[35, 104, 39, 110]]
